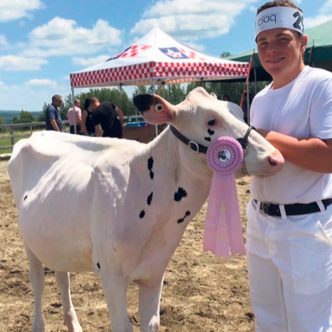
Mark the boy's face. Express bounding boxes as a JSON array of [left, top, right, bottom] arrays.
[[256, 28, 307, 79]]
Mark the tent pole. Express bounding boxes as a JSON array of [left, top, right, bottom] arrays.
[[151, 80, 159, 137], [308, 43, 315, 67], [247, 52, 255, 124], [239, 51, 254, 124], [254, 68, 257, 95], [71, 85, 76, 134]]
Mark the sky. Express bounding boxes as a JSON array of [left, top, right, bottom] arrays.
[[0, 0, 331, 111]]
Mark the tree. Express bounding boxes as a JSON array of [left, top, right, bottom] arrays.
[[64, 87, 137, 117], [12, 110, 35, 124], [186, 80, 250, 105], [220, 51, 231, 58], [133, 85, 148, 96], [157, 84, 186, 105], [0, 116, 4, 132], [38, 103, 48, 122]]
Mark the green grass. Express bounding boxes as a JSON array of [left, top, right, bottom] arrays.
[[0, 129, 41, 154], [0, 125, 71, 155]]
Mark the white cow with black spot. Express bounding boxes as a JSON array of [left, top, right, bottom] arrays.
[[8, 87, 284, 332]]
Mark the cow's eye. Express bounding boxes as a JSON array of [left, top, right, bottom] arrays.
[[207, 119, 216, 126], [155, 103, 163, 112]]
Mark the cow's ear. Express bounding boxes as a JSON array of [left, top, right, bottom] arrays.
[[133, 94, 175, 124]]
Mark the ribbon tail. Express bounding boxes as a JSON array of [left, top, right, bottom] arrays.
[[203, 173, 245, 257], [203, 206, 230, 256], [225, 174, 246, 255]]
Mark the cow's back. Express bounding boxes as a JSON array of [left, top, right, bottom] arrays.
[[8, 131, 145, 271]]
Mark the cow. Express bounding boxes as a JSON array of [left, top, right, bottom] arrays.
[[8, 87, 284, 332]]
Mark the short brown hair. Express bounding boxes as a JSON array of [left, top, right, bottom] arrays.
[[52, 94, 62, 103], [90, 97, 99, 104], [257, 0, 302, 14]]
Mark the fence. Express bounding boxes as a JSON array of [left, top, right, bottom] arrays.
[[0, 121, 70, 154], [0, 115, 158, 154]]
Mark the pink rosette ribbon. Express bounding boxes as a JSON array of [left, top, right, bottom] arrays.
[[203, 136, 246, 257]]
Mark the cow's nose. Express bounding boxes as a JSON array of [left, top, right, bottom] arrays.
[[267, 150, 284, 173]]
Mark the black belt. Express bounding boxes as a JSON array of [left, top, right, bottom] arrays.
[[253, 199, 332, 217]]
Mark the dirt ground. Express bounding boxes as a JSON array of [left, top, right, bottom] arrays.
[[0, 159, 255, 332]]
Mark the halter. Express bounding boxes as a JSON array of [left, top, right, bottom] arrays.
[[170, 125, 255, 154]]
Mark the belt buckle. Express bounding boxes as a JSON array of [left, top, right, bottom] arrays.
[[260, 202, 281, 217], [261, 202, 270, 215]]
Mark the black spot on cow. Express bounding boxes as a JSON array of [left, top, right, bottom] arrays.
[[97, 262, 101, 270], [139, 210, 145, 219], [148, 157, 154, 170], [204, 136, 211, 142], [147, 157, 154, 179], [147, 192, 153, 206], [23, 195, 28, 201], [207, 128, 215, 136], [174, 187, 187, 202], [177, 210, 191, 224]]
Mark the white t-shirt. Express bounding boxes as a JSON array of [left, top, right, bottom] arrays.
[[250, 66, 332, 203]]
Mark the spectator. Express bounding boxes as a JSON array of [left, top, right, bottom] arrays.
[[45, 95, 63, 132], [67, 99, 82, 134], [81, 98, 95, 136], [89, 97, 124, 138]]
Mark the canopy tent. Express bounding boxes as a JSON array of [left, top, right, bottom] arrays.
[[305, 20, 332, 72], [228, 20, 332, 82], [69, 27, 249, 88]]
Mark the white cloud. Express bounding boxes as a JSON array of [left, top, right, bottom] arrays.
[[24, 17, 122, 57], [131, 0, 256, 40], [304, 0, 332, 29], [0, 35, 9, 49], [72, 54, 110, 67], [0, 55, 47, 71], [305, 14, 332, 29], [0, 82, 69, 111], [0, 0, 43, 22], [25, 78, 57, 87], [320, 0, 332, 13]]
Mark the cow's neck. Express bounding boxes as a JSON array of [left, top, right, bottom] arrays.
[[138, 126, 212, 205], [114, 128, 213, 279]]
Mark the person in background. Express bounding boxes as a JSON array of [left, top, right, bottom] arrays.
[[67, 99, 82, 134], [81, 98, 95, 136], [89, 97, 124, 138], [246, 1, 332, 331], [45, 94, 63, 132]]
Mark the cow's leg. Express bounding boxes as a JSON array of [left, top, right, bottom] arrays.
[[99, 270, 133, 332], [55, 271, 82, 332], [25, 246, 45, 332], [138, 276, 164, 332]]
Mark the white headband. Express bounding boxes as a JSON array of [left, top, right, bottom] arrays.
[[255, 6, 304, 39]]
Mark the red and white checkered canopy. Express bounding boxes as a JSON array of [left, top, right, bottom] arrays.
[[70, 27, 249, 88]]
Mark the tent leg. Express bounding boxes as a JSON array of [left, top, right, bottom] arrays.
[[71, 86, 76, 134], [246, 82, 250, 125], [151, 81, 159, 137]]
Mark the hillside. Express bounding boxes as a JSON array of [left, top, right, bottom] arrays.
[[0, 111, 42, 124]]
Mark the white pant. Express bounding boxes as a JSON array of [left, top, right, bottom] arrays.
[[246, 201, 332, 332]]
